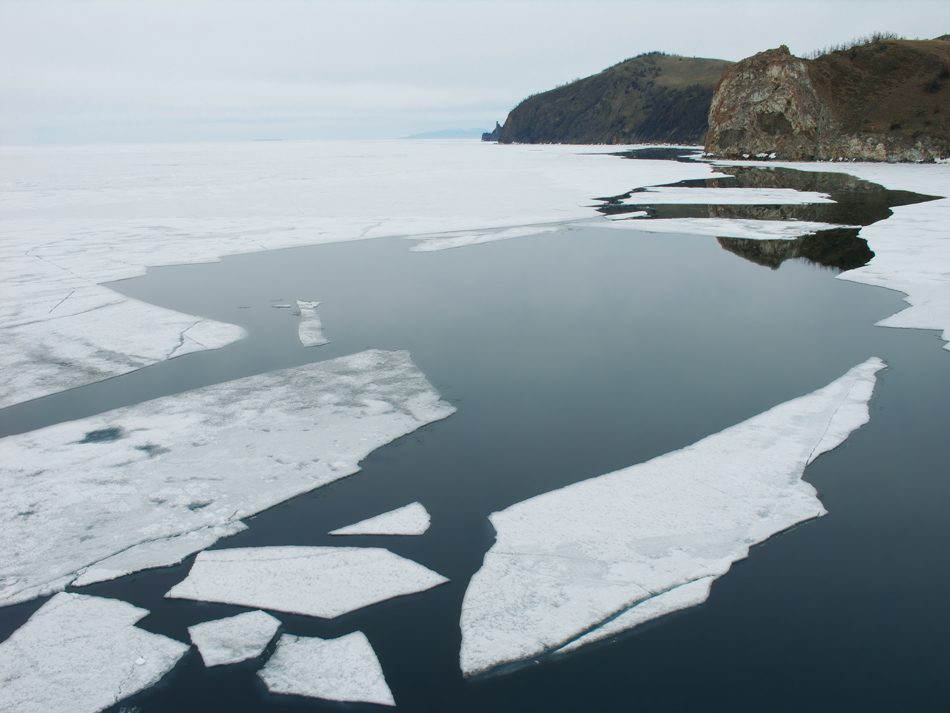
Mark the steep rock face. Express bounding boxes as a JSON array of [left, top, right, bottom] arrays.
[[706, 40, 950, 161], [497, 53, 733, 145]]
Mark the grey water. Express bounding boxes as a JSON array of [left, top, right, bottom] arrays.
[[2, 182, 949, 711]]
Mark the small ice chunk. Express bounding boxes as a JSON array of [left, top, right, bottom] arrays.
[[166, 546, 448, 617], [591, 217, 855, 240], [624, 186, 834, 205], [258, 632, 395, 706], [460, 358, 884, 677], [329, 502, 431, 536], [272, 303, 292, 308], [296, 300, 328, 347], [188, 610, 281, 667], [0, 593, 188, 713]]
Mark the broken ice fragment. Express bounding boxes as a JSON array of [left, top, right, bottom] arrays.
[[258, 632, 395, 706], [166, 546, 449, 617], [0, 349, 455, 606], [460, 358, 884, 677], [0, 593, 188, 713], [188, 610, 281, 667], [329, 502, 431, 536], [296, 300, 328, 347]]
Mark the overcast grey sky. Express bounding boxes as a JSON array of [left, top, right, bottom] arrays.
[[1, 0, 946, 144]]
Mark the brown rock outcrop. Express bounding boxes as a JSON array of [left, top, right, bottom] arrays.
[[706, 39, 950, 162]]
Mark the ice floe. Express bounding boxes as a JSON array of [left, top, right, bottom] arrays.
[[258, 632, 395, 706], [410, 225, 561, 252], [713, 160, 950, 351], [459, 357, 884, 677], [0, 349, 455, 606], [329, 502, 431, 536], [166, 546, 448, 617], [0, 141, 717, 406], [296, 300, 328, 347], [616, 186, 834, 205], [188, 610, 281, 667], [0, 593, 188, 713]]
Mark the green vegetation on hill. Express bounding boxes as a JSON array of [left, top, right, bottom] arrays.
[[495, 52, 733, 145]]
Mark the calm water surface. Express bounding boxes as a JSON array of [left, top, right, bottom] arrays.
[[1, 184, 948, 711]]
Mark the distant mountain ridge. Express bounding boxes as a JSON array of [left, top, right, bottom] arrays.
[[492, 52, 734, 145]]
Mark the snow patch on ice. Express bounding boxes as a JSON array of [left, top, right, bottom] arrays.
[[188, 610, 281, 667], [0, 349, 455, 606], [459, 358, 884, 677], [590, 217, 855, 240], [166, 546, 448, 617], [296, 300, 328, 347], [258, 632, 395, 706], [329, 502, 431, 536], [0, 593, 188, 713], [621, 187, 834, 205]]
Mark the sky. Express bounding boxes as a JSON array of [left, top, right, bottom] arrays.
[[1, 0, 947, 144]]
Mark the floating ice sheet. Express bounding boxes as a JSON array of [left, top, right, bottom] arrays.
[[329, 502, 431, 536], [188, 610, 281, 667], [166, 546, 448, 617], [0, 141, 717, 406], [590, 217, 854, 240], [460, 358, 884, 677], [296, 300, 328, 347], [0, 349, 455, 606], [258, 632, 395, 706], [0, 593, 188, 713], [619, 186, 835, 205]]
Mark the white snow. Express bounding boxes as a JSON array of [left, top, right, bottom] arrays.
[[617, 186, 834, 205], [258, 632, 395, 706], [0, 141, 718, 407], [0, 349, 455, 606], [329, 502, 431, 536], [724, 160, 950, 350], [0, 593, 188, 713], [166, 546, 448, 617], [296, 300, 328, 347], [459, 357, 884, 677], [590, 217, 855, 241], [410, 225, 561, 252], [187, 610, 281, 667]]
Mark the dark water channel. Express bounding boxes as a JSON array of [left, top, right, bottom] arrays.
[[1, 173, 948, 711]]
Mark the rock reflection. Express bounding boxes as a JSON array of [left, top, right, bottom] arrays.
[[596, 165, 939, 271]]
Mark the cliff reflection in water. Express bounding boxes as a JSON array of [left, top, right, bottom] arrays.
[[597, 165, 938, 271]]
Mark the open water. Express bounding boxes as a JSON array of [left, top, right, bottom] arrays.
[[1, 167, 947, 712]]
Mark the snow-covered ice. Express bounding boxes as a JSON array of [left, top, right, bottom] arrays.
[[0, 593, 188, 713], [0, 141, 717, 407], [187, 610, 281, 667], [459, 357, 884, 677], [0, 349, 455, 606], [616, 186, 835, 205], [258, 632, 395, 706], [166, 546, 448, 617], [591, 217, 855, 241], [329, 502, 431, 536], [296, 300, 328, 347]]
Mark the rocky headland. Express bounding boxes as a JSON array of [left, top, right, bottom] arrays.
[[705, 38, 950, 162], [491, 53, 733, 145]]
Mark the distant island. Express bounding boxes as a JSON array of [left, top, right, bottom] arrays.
[[486, 35, 950, 162]]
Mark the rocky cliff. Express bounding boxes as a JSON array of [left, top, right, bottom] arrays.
[[705, 38, 950, 161], [494, 53, 733, 145]]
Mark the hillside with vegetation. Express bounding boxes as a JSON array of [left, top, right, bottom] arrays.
[[493, 53, 733, 145]]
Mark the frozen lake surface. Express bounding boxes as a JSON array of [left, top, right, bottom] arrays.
[[1, 145, 948, 711]]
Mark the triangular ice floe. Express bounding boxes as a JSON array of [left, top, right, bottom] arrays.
[[329, 502, 431, 536]]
